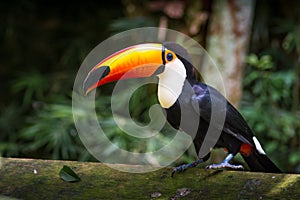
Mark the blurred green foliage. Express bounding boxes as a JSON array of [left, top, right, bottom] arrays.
[[242, 54, 299, 171], [12, 71, 50, 105], [0, 0, 299, 173], [241, 0, 300, 172], [0, 0, 124, 160], [20, 102, 88, 160]]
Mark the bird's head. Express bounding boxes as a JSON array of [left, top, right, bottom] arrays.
[[83, 42, 195, 108]]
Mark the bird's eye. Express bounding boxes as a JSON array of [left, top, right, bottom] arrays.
[[166, 53, 173, 61]]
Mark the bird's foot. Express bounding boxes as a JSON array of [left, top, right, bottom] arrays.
[[171, 160, 200, 177], [205, 162, 244, 170], [171, 164, 190, 177]]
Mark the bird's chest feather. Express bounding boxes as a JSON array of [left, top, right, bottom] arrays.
[[164, 81, 202, 135]]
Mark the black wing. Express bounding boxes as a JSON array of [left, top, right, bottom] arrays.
[[191, 82, 254, 146]]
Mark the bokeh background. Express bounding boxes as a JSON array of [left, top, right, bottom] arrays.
[[1, 0, 299, 173]]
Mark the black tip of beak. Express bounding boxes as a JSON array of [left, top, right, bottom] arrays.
[[83, 66, 110, 95]]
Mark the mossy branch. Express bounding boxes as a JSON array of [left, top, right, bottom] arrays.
[[0, 158, 300, 199]]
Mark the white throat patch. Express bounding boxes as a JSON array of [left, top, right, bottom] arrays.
[[157, 58, 187, 108]]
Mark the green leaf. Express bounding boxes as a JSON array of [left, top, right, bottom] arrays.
[[245, 54, 258, 66], [59, 165, 81, 182], [257, 55, 273, 70]]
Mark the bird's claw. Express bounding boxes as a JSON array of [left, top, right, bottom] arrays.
[[205, 162, 244, 170], [171, 164, 189, 177], [171, 160, 201, 177]]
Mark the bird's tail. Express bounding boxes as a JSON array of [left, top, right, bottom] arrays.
[[242, 137, 282, 173]]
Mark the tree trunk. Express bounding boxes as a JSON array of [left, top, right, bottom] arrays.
[[202, 0, 255, 107]]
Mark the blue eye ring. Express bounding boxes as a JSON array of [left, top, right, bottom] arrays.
[[166, 53, 173, 61]]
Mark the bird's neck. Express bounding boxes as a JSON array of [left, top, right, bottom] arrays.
[[157, 59, 187, 108]]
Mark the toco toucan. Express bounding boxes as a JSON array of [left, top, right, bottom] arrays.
[[83, 42, 281, 176]]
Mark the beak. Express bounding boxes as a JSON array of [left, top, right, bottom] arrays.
[[83, 43, 165, 95]]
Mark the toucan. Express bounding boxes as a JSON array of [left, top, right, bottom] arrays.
[[83, 42, 281, 176]]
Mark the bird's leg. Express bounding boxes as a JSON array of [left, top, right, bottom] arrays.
[[205, 153, 244, 170], [171, 158, 204, 177]]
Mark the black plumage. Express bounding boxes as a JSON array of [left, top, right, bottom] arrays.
[[163, 42, 281, 173]]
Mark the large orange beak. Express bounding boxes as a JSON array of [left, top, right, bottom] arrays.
[[83, 43, 165, 95]]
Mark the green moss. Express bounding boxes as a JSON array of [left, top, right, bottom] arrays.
[[1, 158, 300, 199]]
